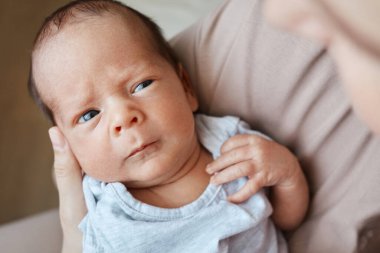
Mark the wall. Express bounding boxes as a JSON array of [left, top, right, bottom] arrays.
[[0, 0, 69, 224]]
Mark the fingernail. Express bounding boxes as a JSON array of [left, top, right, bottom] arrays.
[[48, 128, 66, 151], [227, 196, 236, 203], [206, 164, 213, 174], [210, 175, 218, 185]]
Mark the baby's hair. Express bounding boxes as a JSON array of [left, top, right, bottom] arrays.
[[28, 0, 179, 125]]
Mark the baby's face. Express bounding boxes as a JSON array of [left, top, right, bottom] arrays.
[[33, 15, 199, 187]]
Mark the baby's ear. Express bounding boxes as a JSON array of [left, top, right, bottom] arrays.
[[177, 63, 198, 111], [178, 63, 194, 94]]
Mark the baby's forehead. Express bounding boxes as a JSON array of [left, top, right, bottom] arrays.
[[33, 11, 149, 69], [35, 6, 147, 51], [33, 15, 155, 75], [32, 22, 162, 109]]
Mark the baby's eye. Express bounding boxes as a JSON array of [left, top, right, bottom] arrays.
[[132, 80, 153, 94], [78, 110, 100, 123]]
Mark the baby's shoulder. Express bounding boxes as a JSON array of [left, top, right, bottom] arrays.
[[195, 114, 242, 135]]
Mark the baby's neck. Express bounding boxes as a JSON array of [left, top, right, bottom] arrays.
[[129, 146, 213, 208]]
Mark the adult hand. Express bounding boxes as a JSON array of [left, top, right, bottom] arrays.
[[48, 127, 86, 253]]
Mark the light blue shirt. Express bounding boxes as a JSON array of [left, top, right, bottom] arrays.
[[80, 114, 287, 253]]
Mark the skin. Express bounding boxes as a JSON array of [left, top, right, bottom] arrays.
[[36, 10, 307, 253], [206, 134, 308, 230], [42, 0, 380, 251], [34, 14, 213, 208], [264, 0, 380, 134], [34, 13, 206, 252]]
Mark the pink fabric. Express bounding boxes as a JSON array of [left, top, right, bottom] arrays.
[[171, 0, 380, 252], [2, 1, 379, 252]]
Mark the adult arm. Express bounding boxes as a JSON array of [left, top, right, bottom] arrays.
[[171, 0, 380, 251]]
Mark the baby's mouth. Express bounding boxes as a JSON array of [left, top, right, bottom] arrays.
[[127, 142, 155, 158]]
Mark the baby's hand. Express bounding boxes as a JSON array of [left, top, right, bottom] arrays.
[[206, 133, 308, 230], [206, 134, 301, 203]]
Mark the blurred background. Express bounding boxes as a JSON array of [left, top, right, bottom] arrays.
[[0, 0, 222, 225], [0, 0, 67, 225]]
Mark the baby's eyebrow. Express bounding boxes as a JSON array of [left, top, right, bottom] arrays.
[[53, 93, 95, 126]]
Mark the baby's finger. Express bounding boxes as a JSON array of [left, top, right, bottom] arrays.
[[227, 180, 262, 203], [220, 134, 268, 154], [210, 161, 255, 185], [220, 134, 252, 154], [206, 146, 252, 174]]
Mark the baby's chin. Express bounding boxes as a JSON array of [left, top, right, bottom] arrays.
[[82, 168, 154, 187], [82, 168, 123, 183], [81, 156, 179, 187]]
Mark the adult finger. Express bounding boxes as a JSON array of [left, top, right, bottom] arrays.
[[48, 127, 86, 230]]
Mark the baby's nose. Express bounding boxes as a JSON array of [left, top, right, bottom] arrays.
[[110, 101, 144, 136], [114, 116, 138, 133]]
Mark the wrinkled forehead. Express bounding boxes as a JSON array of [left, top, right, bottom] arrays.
[[33, 13, 155, 100], [34, 5, 149, 51]]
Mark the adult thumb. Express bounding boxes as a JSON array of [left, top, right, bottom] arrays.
[[48, 127, 86, 227]]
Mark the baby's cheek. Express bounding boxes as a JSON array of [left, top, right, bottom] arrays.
[[72, 143, 117, 182], [90, 158, 117, 182]]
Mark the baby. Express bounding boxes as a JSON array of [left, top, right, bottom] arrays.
[[28, 0, 308, 252]]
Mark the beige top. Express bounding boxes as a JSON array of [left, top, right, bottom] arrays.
[[170, 0, 380, 252]]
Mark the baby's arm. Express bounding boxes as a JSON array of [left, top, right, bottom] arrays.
[[206, 134, 309, 231]]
